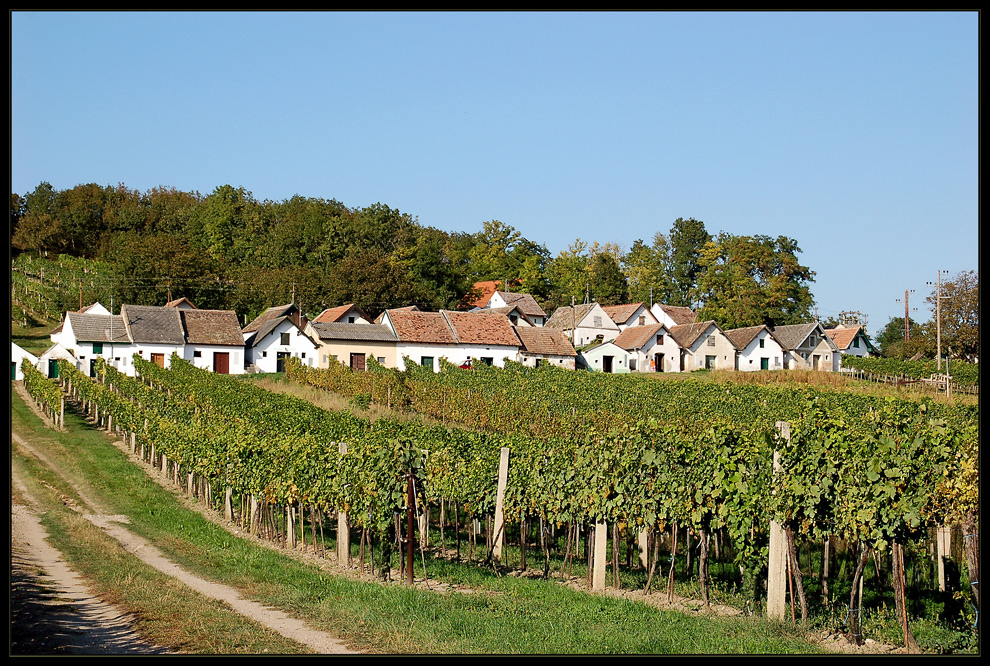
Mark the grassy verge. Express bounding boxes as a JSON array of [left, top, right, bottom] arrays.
[[11, 386, 829, 654]]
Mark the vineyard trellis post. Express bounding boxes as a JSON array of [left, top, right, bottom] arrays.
[[592, 521, 608, 591], [337, 442, 350, 566], [937, 526, 952, 592], [767, 421, 790, 620], [492, 447, 510, 563]]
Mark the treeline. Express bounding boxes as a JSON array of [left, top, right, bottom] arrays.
[[11, 181, 816, 327]]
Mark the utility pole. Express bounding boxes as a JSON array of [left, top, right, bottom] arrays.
[[895, 290, 916, 342], [927, 270, 950, 374]]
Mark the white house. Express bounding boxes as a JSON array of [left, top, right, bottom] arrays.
[[11, 342, 38, 381], [650, 303, 697, 330], [514, 327, 578, 369], [243, 315, 318, 373], [669, 321, 736, 371], [178, 308, 246, 374], [485, 291, 547, 327], [37, 343, 77, 379], [579, 341, 631, 374], [55, 308, 131, 377], [378, 308, 460, 372], [310, 303, 373, 326], [825, 324, 875, 362], [601, 303, 659, 332], [441, 310, 522, 368], [612, 323, 682, 372], [771, 322, 841, 371], [545, 302, 621, 348], [724, 325, 786, 371]]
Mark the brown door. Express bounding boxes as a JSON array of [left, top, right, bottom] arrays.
[[350, 353, 366, 372], [214, 352, 230, 374], [151, 353, 165, 368]]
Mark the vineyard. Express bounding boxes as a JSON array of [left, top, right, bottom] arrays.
[[21, 353, 980, 653]]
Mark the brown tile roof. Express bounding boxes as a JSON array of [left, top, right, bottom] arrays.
[[515, 327, 577, 357], [613, 324, 665, 351], [494, 291, 547, 318], [385, 309, 458, 344], [66, 312, 130, 343], [601, 303, 646, 325], [669, 321, 717, 349], [180, 309, 244, 346], [463, 280, 522, 309], [657, 304, 697, 325], [442, 310, 521, 347], [165, 297, 198, 309], [825, 325, 862, 351], [769, 322, 820, 351], [313, 303, 370, 324], [724, 324, 768, 350], [545, 303, 600, 329]]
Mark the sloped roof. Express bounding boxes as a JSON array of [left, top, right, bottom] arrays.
[[825, 325, 867, 351], [442, 310, 521, 347], [310, 322, 397, 342], [180, 309, 243, 346], [242, 304, 299, 333], [248, 315, 316, 348], [494, 291, 547, 318], [656, 304, 697, 325], [546, 303, 607, 329], [613, 324, 665, 351], [122, 304, 185, 345], [770, 322, 821, 351], [463, 280, 522, 309], [724, 324, 769, 350], [485, 305, 536, 326], [385, 309, 458, 345], [515, 327, 577, 357], [165, 297, 198, 309], [66, 311, 129, 343], [313, 303, 370, 324], [669, 321, 718, 349], [601, 303, 647, 325]]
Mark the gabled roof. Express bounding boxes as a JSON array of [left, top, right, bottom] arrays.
[[242, 304, 300, 333], [825, 325, 872, 351], [247, 315, 316, 348], [613, 324, 665, 351], [384, 309, 459, 345], [165, 297, 198, 309], [515, 327, 577, 357], [493, 291, 547, 318], [724, 324, 774, 351], [66, 311, 130, 343], [655, 304, 697, 325], [180, 309, 243, 346], [485, 305, 536, 326], [121, 304, 185, 345], [442, 310, 520, 347], [601, 303, 649, 325], [463, 280, 522, 309], [669, 321, 719, 349], [313, 303, 371, 324], [310, 322, 397, 342], [770, 322, 835, 351], [545, 303, 614, 330]]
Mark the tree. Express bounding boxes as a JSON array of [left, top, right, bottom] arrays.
[[929, 269, 978, 362], [692, 233, 815, 329], [466, 220, 551, 297], [622, 233, 673, 306], [874, 316, 933, 359], [668, 217, 712, 308], [587, 250, 629, 306]]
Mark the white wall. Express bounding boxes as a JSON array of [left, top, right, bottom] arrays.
[[249, 320, 318, 373]]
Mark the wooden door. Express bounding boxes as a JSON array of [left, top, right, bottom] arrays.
[[349, 353, 366, 372], [214, 352, 230, 374], [151, 353, 165, 368]]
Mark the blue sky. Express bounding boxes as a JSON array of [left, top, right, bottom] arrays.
[[11, 11, 978, 331]]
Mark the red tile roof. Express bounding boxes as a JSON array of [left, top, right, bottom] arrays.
[[385, 310, 458, 344], [515, 327, 576, 357], [613, 324, 665, 351], [602, 303, 647, 325], [442, 310, 521, 347]]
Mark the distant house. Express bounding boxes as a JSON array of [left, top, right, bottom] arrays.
[[514, 327, 577, 369], [165, 297, 198, 310], [579, 341, 631, 374], [601, 303, 659, 332], [483, 305, 538, 328], [545, 302, 621, 347], [771, 322, 840, 371], [11, 343, 38, 381], [243, 312, 318, 374], [55, 308, 130, 377], [825, 324, 875, 361], [650, 303, 697, 330], [309, 322, 398, 371], [242, 303, 307, 338], [669, 320, 735, 371], [612, 324, 681, 372], [179, 308, 246, 374], [377, 308, 461, 372], [485, 291, 547, 326], [311, 303, 373, 326], [37, 343, 77, 379], [49, 301, 111, 345], [442, 310, 521, 368], [724, 324, 785, 371]]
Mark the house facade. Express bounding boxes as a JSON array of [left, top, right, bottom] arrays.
[[825, 324, 875, 361], [771, 322, 840, 371], [579, 341, 631, 374], [310, 322, 398, 371], [601, 303, 659, 332], [11, 343, 38, 381], [178, 308, 246, 374], [244, 315, 318, 373], [612, 324, 682, 372], [669, 321, 735, 371], [514, 327, 577, 369], [650, 303, 697, 330], [724, 325, 785, 371], [545, 302, 621, 347]]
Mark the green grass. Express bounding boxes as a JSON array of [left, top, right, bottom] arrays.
[[11, 386, 833, 654]]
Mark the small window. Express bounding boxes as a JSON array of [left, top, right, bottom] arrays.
[[708, 336, 716, 347], [377, 357, 385, 364], [301, 353, 306, 359], [593, 316, 602, 328], [638, 316, 645, 326], [93, 342, 103, 354], [759, 339, 765, 349], [853, 338, 859, 348], [262, 351, 267, 358], [480, 357, 493, 366], [347, 316, 355, 323], [280, 332, 290, 345], [656, 334, 664, 345], [421, 356, 434, 370], [193, 351, 202, 358]]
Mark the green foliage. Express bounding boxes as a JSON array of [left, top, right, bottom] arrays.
[[841, 355, 978, 386]]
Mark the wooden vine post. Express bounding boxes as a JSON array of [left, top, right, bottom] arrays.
[[337, 442, 350, 566], [492, 447, 510, 563], [766, 421, 790, 620], [592, 521, 608, 591], [936, 525, 952, 592]]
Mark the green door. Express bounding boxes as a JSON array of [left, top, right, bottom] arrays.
[[48, 359, 60, 378]]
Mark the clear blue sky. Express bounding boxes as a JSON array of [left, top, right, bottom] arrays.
[[11, 11, 978, 331]]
